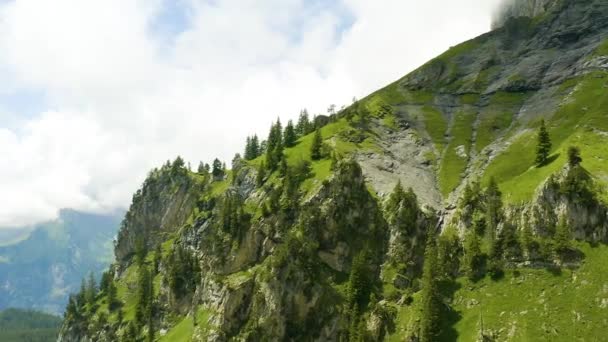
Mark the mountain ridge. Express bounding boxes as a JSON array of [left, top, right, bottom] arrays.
[[58, 0, 608, 341]]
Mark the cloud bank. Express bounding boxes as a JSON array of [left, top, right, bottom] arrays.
[[0, 0, 502, 228]]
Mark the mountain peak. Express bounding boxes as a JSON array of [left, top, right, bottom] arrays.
[[492, 0, 559, 29]]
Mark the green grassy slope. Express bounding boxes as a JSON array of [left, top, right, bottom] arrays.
[[387, 242, 608, 341], [0, 308, 62, 342]]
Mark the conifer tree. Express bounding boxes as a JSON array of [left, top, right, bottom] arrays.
[[296, 109, 313, 136], [284, 120, 297, 148], [419, 236, 440, 342], [485, 177, 502, 245], [256, 161, 266, 186], [212, 158, 224, 180], [346, 250, 371, 340], [85, 272, 97, 306], [535, 119, 552, 166], [107, 281, 118, 311], [464, 231, 484, 281], [568, 146, 582, 167], [244, 135, 261, 160], [251, 135, 260, 159], [310, 128, 323, 160], [554, 215, 572, 257], [265, 119, 284, 170], [153, 244, 162, 275], [136, 266, 153, 327], [244, 136, 252, 159]]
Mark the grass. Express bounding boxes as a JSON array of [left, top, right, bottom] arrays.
[[592, 38, 608, 57], [422, 106, 448, 150], [438, 111, 476, 196], [475, 91, 528, 152], [450, 243, 608, 341], [209, 177, 230, 197], [482, 72, 608, 202], [387, 243, 608, 341], [159, 315, 194, 342]]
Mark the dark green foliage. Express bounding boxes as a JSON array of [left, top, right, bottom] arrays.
[[136, 265, 153, 328], [497, 223, 522, 261], [231, 154, 243, 183], [167, 245, 202, 299], [385, 182, 419, 235], [485, 177, 503, 244], [135, 236, 147, 266], [244, 135, 261, 160], [265, 119, 284, 171], [153, 244, 162, 275], [212, 158, 224, 180], [284, 120, 297, 147], [310, 128, 324, 160], [171, 156, 186, 175], [325, 160, 387, 247], [535, 119, 552, 166], [256, 161, 267, 186], [568, 146, 582, 167], [437, 229, 462, 278], [419, 237, 441, 342], [85, 272, 97, 306], [347, 251, 372, 314], [217, 193, 251, 242], [553, 216, 572, 258], [106, 280, 118, 311], [0, 308, 62, 342], [346, 251, 372, 340], [197, 161, 209, 175], [560, 165, 598, 206], [463, 231, 485, 281], [296, 109, 314, 136]]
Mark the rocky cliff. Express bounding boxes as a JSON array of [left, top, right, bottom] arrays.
[[58, 0, 608, 340], [492, 0, 559, 28]]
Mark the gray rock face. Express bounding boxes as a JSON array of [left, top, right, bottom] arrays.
[[493, 0, 558, 29], [508, 166, 608, 242], [114, 170, 201, 265]]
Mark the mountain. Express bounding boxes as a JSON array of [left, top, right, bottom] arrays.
[[0, 210, 122, 315], [0, 308, 62, 342], [59, 0, 608, 341]]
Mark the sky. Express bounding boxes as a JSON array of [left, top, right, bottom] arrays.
[[0, 0, 504, 229]]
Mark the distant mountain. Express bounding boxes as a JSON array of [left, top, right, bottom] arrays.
[[0, 209, 122, 315], [0, 308, 62, 342]]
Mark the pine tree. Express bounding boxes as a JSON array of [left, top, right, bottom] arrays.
[[244, 135, 261, 160], [536, 119, 552, 166], [265, 119, 284, 170], [244, 136, 253, 160], [85, 272, 97, 306], [107, 281, 118, 311], [212, 158, 224, 180], [153, 244, 162, 275], [284, 120, 297, 148], [256, 161, 266, 186], [419, 236, 440, 342], [485, 177, 502, 246], [464, 231, 484, 281], [251, 135, 260, 159], [554, 215, 572, 257], [136, 266, 153, 327], [296, 109, 313, 136], [346, 250, 371, 340], [310, 128, 323, 160], [568, 146, 582, 167], [77, 278, 87, 308]]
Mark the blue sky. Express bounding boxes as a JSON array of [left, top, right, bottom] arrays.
[[0, 0, 502, 228]]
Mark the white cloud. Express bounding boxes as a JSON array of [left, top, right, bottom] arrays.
[[0, 0, 502, 227]]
